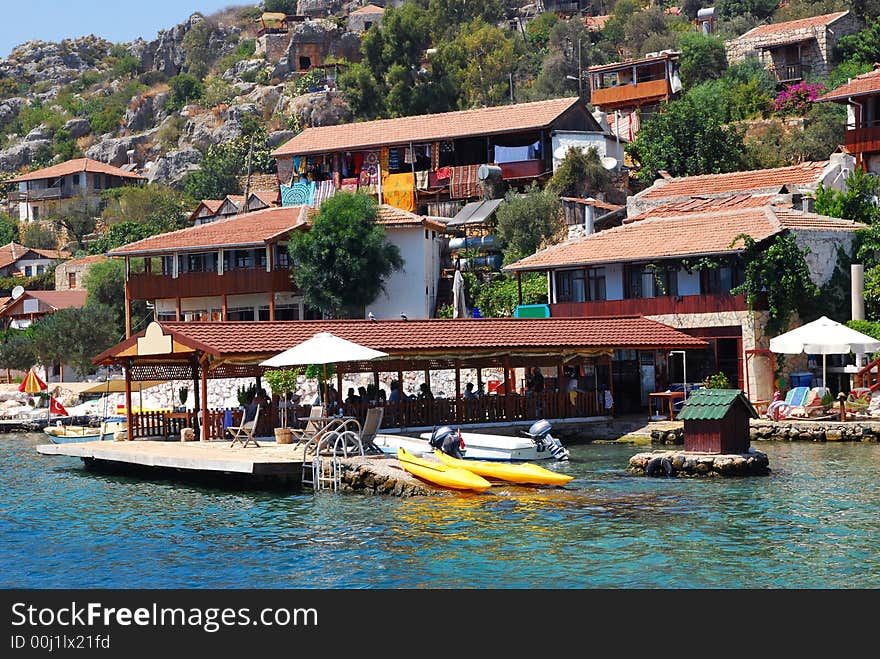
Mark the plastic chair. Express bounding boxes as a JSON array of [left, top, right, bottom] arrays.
[[766, 386, 810, 420], [359, 407, 385, 455]]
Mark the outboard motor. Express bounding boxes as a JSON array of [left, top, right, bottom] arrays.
[[525, 419, 570, 461], [429, 426, 466, 458]]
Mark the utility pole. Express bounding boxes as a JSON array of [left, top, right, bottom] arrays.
[[241, 133, 254, 215], [577, 37, 583, 99]]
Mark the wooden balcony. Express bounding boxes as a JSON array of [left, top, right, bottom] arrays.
[[7, 187, 64, 202], [551, 293, 753, 318], [770, 63, 806, 83], [845, 125, 880, 158], [589, 79, 671, 110], [128, 267, 294, 301]]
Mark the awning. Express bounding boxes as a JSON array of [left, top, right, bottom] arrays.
[[446, 199, 504, 227], [80, 379, 168, 395], [756, 37, 813, 50]]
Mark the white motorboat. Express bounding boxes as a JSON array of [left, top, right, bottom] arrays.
[[43, 417, 127, 444], [372, 420, 570, 462]]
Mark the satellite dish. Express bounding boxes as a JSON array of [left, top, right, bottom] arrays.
[[11, 285, 24, 300], [600, 156, 619, 170]]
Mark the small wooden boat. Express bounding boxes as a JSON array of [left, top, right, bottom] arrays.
[[43, 418, 127, 444], [397, 447, 491, 492], [434, 450, 574, 486]]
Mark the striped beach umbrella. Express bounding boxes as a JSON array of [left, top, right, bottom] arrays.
[[18, 369, 47, 394]]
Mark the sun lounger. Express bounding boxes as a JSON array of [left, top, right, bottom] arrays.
[[766, 386, 810, 420]]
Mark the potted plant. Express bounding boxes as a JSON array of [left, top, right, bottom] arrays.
[[264, 368, 301, 444], [177, 386, 188, 412]]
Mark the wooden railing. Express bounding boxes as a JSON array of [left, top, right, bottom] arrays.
[[128, 393, 607, 440], [589, 79, 671, 109], [853, 357, 880, 391], [845, 125, 880, 158], [128, 267, 294, 301], [551, 293, 752, 318], [7, 187, 64, 202], [770, 63, 806, 83]]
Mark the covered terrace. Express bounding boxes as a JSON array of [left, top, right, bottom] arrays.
[[92, 317, 706, 440]]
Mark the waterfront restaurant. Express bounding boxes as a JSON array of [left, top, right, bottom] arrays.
[[92, 317, 706, 440]]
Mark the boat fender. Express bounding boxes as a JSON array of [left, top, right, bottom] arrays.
[[646, 456, 674, 477]]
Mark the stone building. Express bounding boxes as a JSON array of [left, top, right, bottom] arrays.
[[54, 254, 108, 291], [347, 4, 384, 33], [724, 11, 861, 83]]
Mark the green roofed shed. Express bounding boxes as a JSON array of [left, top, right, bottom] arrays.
[[679, 388, 757, 454]]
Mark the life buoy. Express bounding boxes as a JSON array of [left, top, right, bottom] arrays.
[[646, 456, 674, 477]]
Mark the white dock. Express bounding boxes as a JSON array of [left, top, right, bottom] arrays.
[[36, 440, 308, 477]]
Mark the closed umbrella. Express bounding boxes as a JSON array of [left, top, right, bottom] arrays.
[[769, 316, 880, 388], [260, 332, 389, 405]]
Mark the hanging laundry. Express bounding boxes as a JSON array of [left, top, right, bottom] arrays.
[[431, 142, 440, 170], [435, 166, 452, 181], [379, 147, 390, 173], [277, 158, 295, 186], [414, 170, 430, 190], [313, 179, 337, 207], [353, 152, 364, 175], [493, 145, 531, 164], [449, 164, 482, 200], [388, 148, 400, 170], [281, 181, 315, 207], [340, 177, 359, 192], [381, 172, 415, 212], [403, 145, 415, 164]]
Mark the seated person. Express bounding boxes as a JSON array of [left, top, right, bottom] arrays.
[[463, 382, 478, 399], [344, 388, 360, 405], [388, 380, 401, 404], [418, 383, 435, 400]]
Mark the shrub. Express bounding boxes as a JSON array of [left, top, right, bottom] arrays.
[[167, 73, 204, 111], [773, 81, 826, 116], [704, 372, 731, 389]]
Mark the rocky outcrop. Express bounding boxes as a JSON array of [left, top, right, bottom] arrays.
[[0, 97, 25, 129], [222, 59, 265, 82], [0, 140, 52, 171], [338, 456, 445, 496], [145, 147, 203, 186], [63, 117, 91, 139], [628, 449, 771, 477], [0, 37, 115, 89], [123, 92, 170, 132], [85, 128, 159, 166], [289, 91, 352, 128]]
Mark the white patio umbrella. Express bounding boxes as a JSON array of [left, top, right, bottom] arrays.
[[260, 332, 389, 403], [769, 316, 880, 388]]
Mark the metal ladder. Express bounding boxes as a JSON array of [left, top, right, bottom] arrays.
[[301, 419, 364, 492]]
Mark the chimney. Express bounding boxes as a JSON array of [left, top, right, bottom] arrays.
[[584, 202, 595, 235], [801, 196, 815, 213], [657, 170, 672, 180]]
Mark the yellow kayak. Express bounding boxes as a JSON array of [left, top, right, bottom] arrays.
[[397, 448, 491, 492], [434, 450, 574, 486]]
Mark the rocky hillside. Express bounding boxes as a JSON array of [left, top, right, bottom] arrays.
[[0, 3, 358, 187]]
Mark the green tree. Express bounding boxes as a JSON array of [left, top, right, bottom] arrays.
[[49, 196, 97, 252], [336, 63, 387, 120], [627, 97, 748, 183], [182, 17, 214, 79], [529, 17, 594, 100], [288, 192, 403, 318], [87, 221, 164, 255], [183, 129, 276, 201], [83, 258, 148, 337], [834, 20, 880, 65], [678, 32, 727, 89], [101, 184, 192, 231], [19, 222, 58, 250], [546, 146, 611, 199], [495, 184, 562, 263], [0, 212, 18, 245], [167, 73, 204, 110], [0, 330, 37, 373], [264, 0, 297, 13], [815, 168, 880, 226], [461, 271, 547, 318], [31, 304, 119, 376], [730, 232, 819, 336], [443, 19, 519, 107]]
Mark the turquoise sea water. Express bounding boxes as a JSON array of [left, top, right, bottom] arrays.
[[2, 433, 879, 589]]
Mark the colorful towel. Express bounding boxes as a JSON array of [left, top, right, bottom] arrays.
[[388, 148, 400, 170], [379, 147, 389, 173], [312, 179, 336, 207], [382, 172, 415, 212], [449, 164, 482, 199], [431, 142, 439, 170], [340, 177, 359, 192], [414, 170, 430, 190], [281, 181, 315, 207]]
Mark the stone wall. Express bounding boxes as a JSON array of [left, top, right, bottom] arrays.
[[256, 33, 290, 63]]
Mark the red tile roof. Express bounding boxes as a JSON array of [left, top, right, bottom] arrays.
[[94, 316, 707, 364], [740, 11, 849, 38], [272, 97, 583, 156], [625, 194, 779, 222], [505, 206, 864, 271], [8, 158, 146, 183], [1, 289, 88, 316], [584, 14, 610, 31], [377, 205, 445, 231], [351, 3, 384, 14], [107, 205, 310, 256], [59, 254, 108, 267], [0, 242, 68, 269], [588, 51, 680, 74], [639, 161, 830, 199], [561, 197, 623, 212], [818, 66, 880, 102]]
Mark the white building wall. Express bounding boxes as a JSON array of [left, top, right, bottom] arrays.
[[367, 226, 440, 320], [794, 228, 858, 287], [551, 131, 625, 171]]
